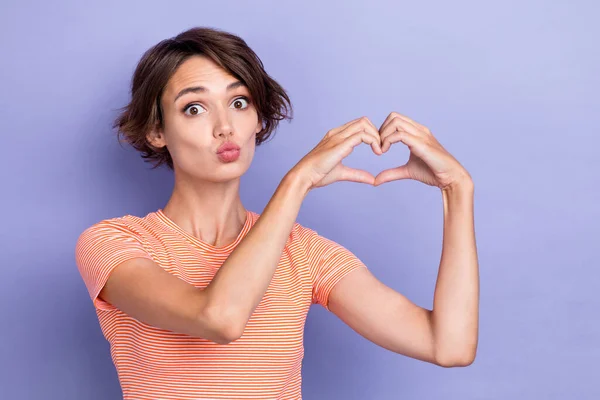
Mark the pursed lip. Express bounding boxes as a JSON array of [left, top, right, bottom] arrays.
[[217, 142, 240, 154]]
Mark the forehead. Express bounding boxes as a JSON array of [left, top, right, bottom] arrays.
[[164, 55, 241, 98]]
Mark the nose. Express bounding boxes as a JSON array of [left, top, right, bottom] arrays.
[[213, 108, 234, 139]]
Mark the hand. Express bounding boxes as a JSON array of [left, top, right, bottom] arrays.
[[374, 112, 472, 190], [291, 117, 383, 190]]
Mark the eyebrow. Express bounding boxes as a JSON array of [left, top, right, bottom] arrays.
[[173, 81, 246, 103]]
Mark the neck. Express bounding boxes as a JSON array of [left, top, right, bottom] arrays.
[[161, 172, 247, 248]]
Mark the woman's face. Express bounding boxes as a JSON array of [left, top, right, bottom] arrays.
[[148, 55, 262, 182]]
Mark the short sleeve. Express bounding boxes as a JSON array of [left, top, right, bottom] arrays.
[[74, 219, 153, 311], [300, 226, 368, 311]]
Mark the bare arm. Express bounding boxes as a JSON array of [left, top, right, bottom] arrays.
[[328, 180, 478, 367], [431, 180, 478, 365], [100, 172, 309, 344], [99, 116, 382, 344], [329, 111, 479, 367], [199, 173, 310, 340]]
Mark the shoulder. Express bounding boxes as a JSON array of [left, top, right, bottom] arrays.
[[74, 213, 156, 271], [81, 209, 160, 235], [290, 220, 317, 241], [288, 219, 340, 259], [77, 214, 141, 239], [75, 211, 158, 254], [286, 219, 363, 267]]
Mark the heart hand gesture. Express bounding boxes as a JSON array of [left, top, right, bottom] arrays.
[[290, 113, 472, 193], [291, 117, 383, 190], [374, 112, 472, 190]]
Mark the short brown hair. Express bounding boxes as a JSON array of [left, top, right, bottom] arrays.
[[114, 27, 293, 170]]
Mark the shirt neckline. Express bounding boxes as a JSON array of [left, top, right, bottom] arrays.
[[154, 208, 254, 253]]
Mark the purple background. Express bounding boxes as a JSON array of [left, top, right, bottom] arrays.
[[1, 0, 598, 398]]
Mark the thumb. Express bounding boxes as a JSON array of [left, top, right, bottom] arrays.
[[337, 164, 376, 185], [374, 164, 411, 186]]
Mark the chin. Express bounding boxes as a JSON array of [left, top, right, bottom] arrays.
[[212, 162, 251, 182]]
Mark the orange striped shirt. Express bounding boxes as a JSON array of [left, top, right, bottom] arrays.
[[75, 209, 367, 399]]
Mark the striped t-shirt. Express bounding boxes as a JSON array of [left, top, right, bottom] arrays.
[[75, 208, 367, 399]]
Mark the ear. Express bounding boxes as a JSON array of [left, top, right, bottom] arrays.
[[146, 124, 167, 149], [255, 118, 263, 135]]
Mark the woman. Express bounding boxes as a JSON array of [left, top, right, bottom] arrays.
[[75, 26, 479, 399]]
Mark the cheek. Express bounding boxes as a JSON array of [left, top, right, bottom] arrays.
[[170, 115, 211, 144], [235, 107, 259, 130], [245, 140, 256, 160], [237, 132, 256, 167], [164, 126, 213, 164]]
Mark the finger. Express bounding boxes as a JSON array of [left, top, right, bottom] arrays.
[[334, 117, 379, 140], [374, 165, 411, 186], [362, 116, 380, 135], [383, 130, 448, 176], [380, 117, 422, 144], [337, 164, 376, 185], [342, 116, 379, 135], [379, 112, 415, 133], [379, 112, 424, 132], [336, 119, 383, 154], [380, 129, 426, 155], [340, 129, 383, 155], [328, 116, 363, 136], [392, 112, 428, 132], [380, 116, 430, 146], [380, 122, 421, 153]]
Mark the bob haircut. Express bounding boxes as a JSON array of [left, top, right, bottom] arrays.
[[114, 27, 293, 170]]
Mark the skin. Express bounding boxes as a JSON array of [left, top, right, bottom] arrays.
[[146, 55, 262, 247], [100, 55, 479, 367]]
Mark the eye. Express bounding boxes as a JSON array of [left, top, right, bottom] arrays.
[[231, 97, 250, 110], [183, 104, 206, 116]]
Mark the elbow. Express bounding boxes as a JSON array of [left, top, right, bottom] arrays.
[[215, 323, 244, 345], [433, 329, 478, 368], [200, 304, 245, 345], [435, 349, 477, 368]]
